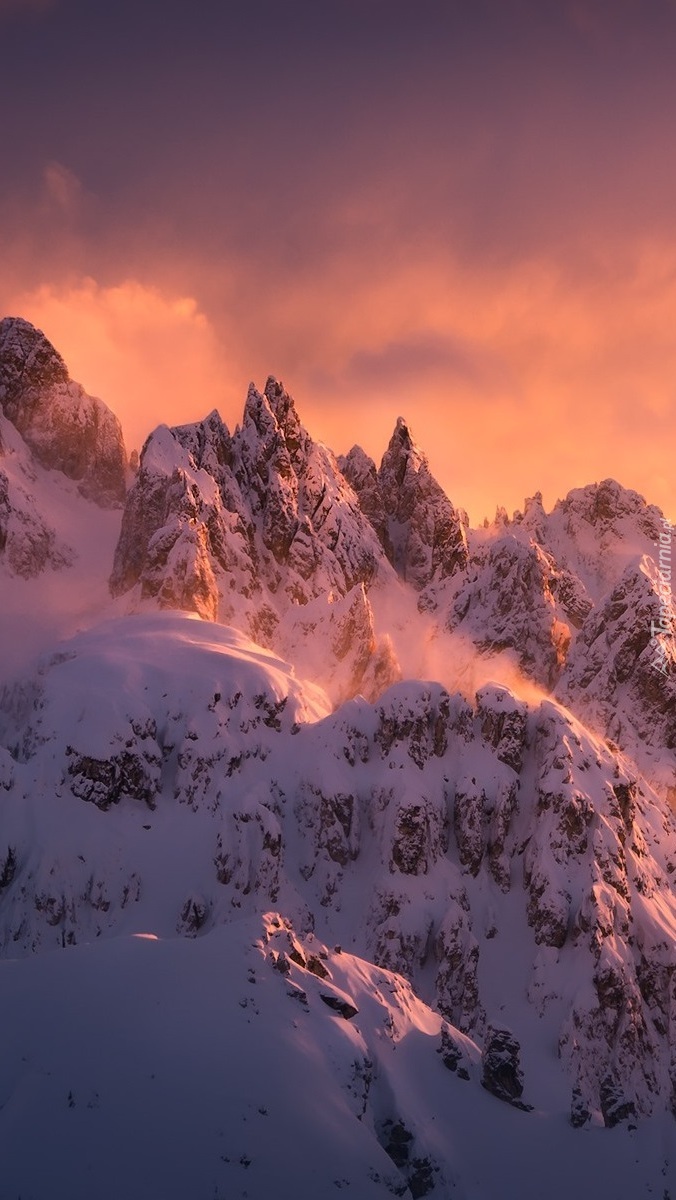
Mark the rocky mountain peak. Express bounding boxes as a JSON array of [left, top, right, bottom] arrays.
[[513, 491, 547, 538], [263, 375, 301, 437], [0, 316, 69, 406], [555, 478, 662, 539], [0, 315, 127, 507], [342, 419, 469, 596], [380, 415, 424, 489], [241, 377, 308, 466], [110, 382, 399, 704], [340, 443, 376, 480], [377, 416, 469, 593], [172, 408, 232, 471], [338, 445, 393, 558]]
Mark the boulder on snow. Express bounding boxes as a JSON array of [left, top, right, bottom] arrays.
[[320, 992, 359, 1020], [437, 1025, 471, 1080], [481, 1025, 532, 1110], [599, 1073, 637, 1129]]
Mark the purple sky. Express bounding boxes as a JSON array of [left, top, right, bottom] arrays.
[[2, 0, 676, 520]]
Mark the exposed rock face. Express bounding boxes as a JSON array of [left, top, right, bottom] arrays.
[[511, 478, 664, 600], [409, 479, 674, 782], [341, 418, 469, 594], [481, 1026, 529, 1108], [438, 1024, 471, 1079], [0, 409, 78, 578], [434, 895, 483, 1035], [476, 684, 528, 774], [338, 444, 393, 557], [239, 379, 383, 595], [113, 382, 386, 608], [0, 316, 68, 405], [378, 1118, 440, 1198], [599, 1075, 637, 1129], [570, 1084, 592, 1128], [378, 418, 469, 589], [0, 324, 127, 589], [556, 478, 659, 530], [558, 557, 676, 786], [0, 317, 127, 505], [111, 381, 400, 703], [0, 460, 74, 577], [440, 535, 573, 689], [319, 992, 359, 1019], [66, 730, 162, 811]]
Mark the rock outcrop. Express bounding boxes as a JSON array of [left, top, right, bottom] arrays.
[[0, 317, 127, 506], [481, 1026, 530, 1109], [0, 410, 76, 578], [0, 461, 74, 578], [341, 417, 469, 595], [441, 535, 573, 688], [558, 556, 676, 791], [110, 381, 400, 703]]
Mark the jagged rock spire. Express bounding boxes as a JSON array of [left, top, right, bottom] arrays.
[[341, 418, 469, 592], [378, 416, 469, 589], [110, 379, 400, 704]]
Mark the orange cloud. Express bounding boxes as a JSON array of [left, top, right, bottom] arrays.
[[4, 233, 676, 527], [6, 278, 235, 455], [210, 233, 676, 523]]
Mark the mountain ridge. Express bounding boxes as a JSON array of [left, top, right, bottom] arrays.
[[1, 316, 675, 1198]]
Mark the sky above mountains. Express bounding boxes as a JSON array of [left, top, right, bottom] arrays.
[[1, 0, 675, 521]]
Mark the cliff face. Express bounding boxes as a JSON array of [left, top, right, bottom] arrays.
[[0, 317, 127, 506], [110, 381, 400, 703], [0, 412, 75, 578], [340, 416, 469, 592]]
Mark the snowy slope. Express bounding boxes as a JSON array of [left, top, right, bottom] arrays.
[[2, 615, 676, 1136], [1, 916, 675, 1200], [557, 555, 676, 791], [0, 413, 122, 681]]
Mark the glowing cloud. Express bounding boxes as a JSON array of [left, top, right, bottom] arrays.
[[6, 278, 234, 454], [210, 233, 676, 524]]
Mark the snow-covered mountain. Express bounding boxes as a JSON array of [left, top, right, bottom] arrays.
[[339, 415, 470, 592], [0, 316, 127, 507], [0, 319, 125, 679], [1, 318, 675, 1199], [109, 385, 400, 704]]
